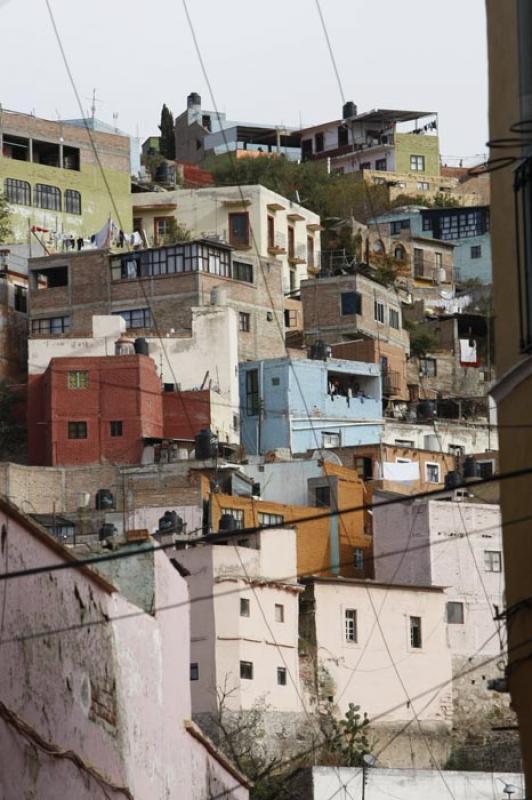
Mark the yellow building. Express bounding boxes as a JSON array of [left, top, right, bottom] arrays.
[[205, 462, 373, 579], [0, 110, 132, 247], [486, 0, 532, 787]]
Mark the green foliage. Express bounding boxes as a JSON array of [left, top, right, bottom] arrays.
[[163, 218, 191, 244], [409, 324, 439, 358], [158, 104, 175, 160], [390, 192, 461, 210], [324, 703, 371, 767], [0, 193, 12, 243], [0, 381, 26, 460], [204, 154, 390, 225]]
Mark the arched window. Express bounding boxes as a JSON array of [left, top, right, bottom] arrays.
[[394, 244, 406, 260], [4, 178, 31, 206], [34, 184, 61, 211], [373, 239, 385, 255], [65, 189, 81, 215]]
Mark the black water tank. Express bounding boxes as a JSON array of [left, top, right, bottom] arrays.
[[309, 340, 331, 361], [219, 513, 236, 532], [187, 92, 201, 107], [444, 471, 463, 490], [134, 337, 149, 356], [252, 482, 261, 497], [343, 101, 357, 120], [463, 456, 481, 481], [158, 510, 184, 534], [99, 523, 116, 541], [195, 429, 218, 460], [95, 489, 114, 510]]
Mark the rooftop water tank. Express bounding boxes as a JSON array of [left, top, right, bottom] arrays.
[[95, 489, 114, 511], [134, 337, 149, 356], [342, 101, 357, 120], [219, 513, 237, 532], [195, 429, 218, 460]]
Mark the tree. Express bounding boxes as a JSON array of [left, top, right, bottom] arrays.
[[159, 104, 175, 160], [0, 193, 12, 243]]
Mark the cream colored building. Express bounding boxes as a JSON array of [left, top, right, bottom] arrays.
[[179, 528, 303, 715], [132, 185, 322, 293]]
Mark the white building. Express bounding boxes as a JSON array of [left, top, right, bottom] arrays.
[[132, 185, 322, 293], [28, 309, 240, 444], [373, 497, 504, 657], [178, 528, 303, 715], [383, 419, 499, 460], [300, 577, 452, 728]]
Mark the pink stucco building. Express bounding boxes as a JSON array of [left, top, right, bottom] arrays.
[[0, 497, 249, 799]]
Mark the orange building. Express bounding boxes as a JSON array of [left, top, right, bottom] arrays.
[[204, 462, 373, 579]]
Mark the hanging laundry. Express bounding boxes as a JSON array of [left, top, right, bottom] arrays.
[[459, 338, 479, 366], [132, 231, 143, 247], [93, 218, 117, 249], [119, 230, 125, 248], [77, 237, 84, 251]]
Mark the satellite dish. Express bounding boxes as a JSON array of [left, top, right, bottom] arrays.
[[311, 450, 342, 465]]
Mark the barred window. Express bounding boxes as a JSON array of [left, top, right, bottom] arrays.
[[258, 512, 284, 527], [68, 421, 87, 440], [31, 316, 70, 335], [4, 178, 31, 206], [34, 184, 61, 211], [220, 508, 244, 529], [233, 261, 253, 283], [68, 370, 88, 389], [112, 308, 152, 329], [65, 189, 81, 215]]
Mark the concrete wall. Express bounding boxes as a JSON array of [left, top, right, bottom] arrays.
[[382, 420, 499, 454], [373, 498, 504, 657], [132, 185, 321, 292], [240, 357, 383, 456], [0, 110, 131, 243], [303, 579, 453, 726], [307, 767, 524, 800], [242, 459, 324, 505], [0, 500, 248, 799], [179, 529, 302, 715]]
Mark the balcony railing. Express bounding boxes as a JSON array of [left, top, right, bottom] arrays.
[[383, 369, 401, 396]]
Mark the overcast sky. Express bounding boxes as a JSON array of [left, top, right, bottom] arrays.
[[1, 0, 488, 165]]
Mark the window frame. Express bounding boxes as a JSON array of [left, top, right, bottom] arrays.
[[228, 212, 250, 247], [245, 369, 260, 416], [240, 660, 254, 680], [240, 598, 250, 618], [67, 421, 87, 440], [446, 601, 465, 625], [190, 662, 199, 681], [4, 177, 31, 206], [67, 370, 89, 390], [341, 291, 362, 316], [274, 603, 285, 623], [484, 550, 502, 573], [374, 299, 385, 324], [220, 508, 244, 530], [239, 311, 251, 332], [233, 260, 253, 283], [31, 315, 71, 335], [419, 357, 437, 377], [470, 244, 482, 259], [34, 183, 61, 211], [258, 512, 284, 527], [344, 608, 358, 644], [65, 189, 81, 215], [277, 666, 287, 686], [110, 420, 123, 438], [410, 154, 426, 172], [425, 462, 441, 484], [409, 616, 422, 649], [389, 308, 400, 329], [112, 308, 152, 330], [353, 547, 364, 570]]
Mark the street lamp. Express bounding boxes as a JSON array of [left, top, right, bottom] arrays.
[[361, 753, 377, 800]]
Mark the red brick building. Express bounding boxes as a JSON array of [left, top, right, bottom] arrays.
[[28, 353, 214, 466]]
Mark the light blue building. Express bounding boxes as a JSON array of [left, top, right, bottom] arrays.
[[239, 357, 383, 456], [371, 205, 491, 285]]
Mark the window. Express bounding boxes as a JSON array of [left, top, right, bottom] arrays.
[[275, 604, 285, 623], [373, 239, 385, 254], [245, 369, 259, 416], [239, 312, 251, 332], [394, 245, 406, 260], [414, 248, 424, 277], [4, 178, 31, 206], [301, 138, 313, 160], [65, 189, 81, 215], [307, 235, 315, 268], [471, 245, 482, 259], [390, 219, 410, 235], [288, 226, 295, 259], [233, 261, 253, 283], [446, 602, 464, 625], [375, 158, 387, 171], [395, 439, 414, 448], [410, 616, 422, 648], [68, 421, 87, 440], [277, 667, 287, 686], [419, 357, 437, 377], [258, 512, 285, 527], [240, 661, 253, 680], [267, 215, 275, 249], [360, 161, 371, 170], [341, 291, 361, 316], [315, 486, 331, 507], [31, 315, 70, 335], [389, 308, 400, 329], [112, 243, 231, 280], [240, 598, 250, 617], [345, 609, 357, 643], [449, 444, 465, 457], [315, 132, 324, 152], [110, 421, 123, 437], [284, 308, 298, 328], [228, 212, 250, 247], [373, 300, 385, 324], [354, 456, 373, 480], [477, 460, 495, 479], [417, 181, 430, 191], [322, 431, 340, 448], [113, 308, 152, 329], [484, 550, 502, 573], [425, 463, 441, 483], [34, 183, 61, 210], [410, 155, 425, 172], [154, 216, 173, 242], [68, 370, 88, 389], [14, 285, 27, 313], [220, 508, 244, 530], [353, 548, 364, 570], [190, 663, 199, 681], [337, 125, 349, 147]]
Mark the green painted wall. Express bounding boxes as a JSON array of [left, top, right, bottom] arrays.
[[0, 157, 132, 243], [394, 133, 441, 176]]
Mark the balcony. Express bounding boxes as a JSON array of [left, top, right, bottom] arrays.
[[383, 368, 401, 396], [268, 231, 287, 255], [288, 242, 307, 265]]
